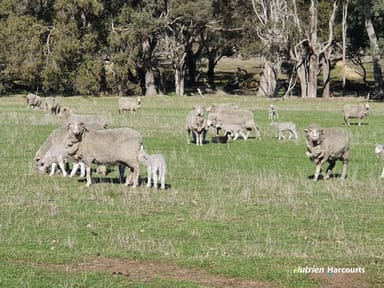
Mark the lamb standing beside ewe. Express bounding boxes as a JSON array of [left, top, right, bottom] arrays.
[[65, 120, 143, 187], [118, 97, 141, 114], [138, 149, 167, 189], [374, 144, 384, 178], [207, 108, 261, 139], [343, 102, 370, 126], [186, 105, 208, 146], [26, 93, 42, 109], [304, 124, 350, 181], [271, 122, 298, 140], [59, 107, 108, 130], [215, 121, 247, 141]]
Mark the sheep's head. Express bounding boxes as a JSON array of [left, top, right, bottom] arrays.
[[375, 144, 384, 156], [67, 120, 87, 139], [138, 149, 150, 163], [364, 102, 370, 111], [194, 105, 205, 117], [206, 114, 217, 127], [304, 124, 324, 145]]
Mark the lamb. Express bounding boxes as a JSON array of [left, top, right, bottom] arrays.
[[207, 109, 261, 139], [186, 105, 208, 146], [343, 102, 370, 126], [271, 122, 298, 140], [138, 149, 167, 189], [59, 107, 108, 130], [374, 144, 384, 178], [304, 124, 350, 181], [118, 97, 141, 113], [268, 105, 278, 121], [44, 97, 61, 115], [215, 121, 248, 141], [34, 127, 68, 165], [65, 119, 143, 187], [26, 93, 42, 109], [37, 143, 85, 177]]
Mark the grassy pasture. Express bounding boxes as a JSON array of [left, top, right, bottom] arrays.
[[0, 94, 383, 287]]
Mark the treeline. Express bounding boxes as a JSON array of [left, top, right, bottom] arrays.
[[0, 0, 383, 97]]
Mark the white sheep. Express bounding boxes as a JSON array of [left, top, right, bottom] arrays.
[[59, 107, 108, 130], [207, 109, 261, 139], [26, 93, 42, 109], [304, 124, 350, 181], [65, 120, 143, 187], [343, 102, 370, 126], [206, 103, 239, 113], [271, 122, 298, 140], [138, 149, 167, 189], [186, 105, 208, 146], [44, 97, 61, 115], [215, 121, 247, 141], [374, 144, 384, 178], [36, 143, 85, 177], [118, 97, 141, 114], [268, 105, 278, 121]]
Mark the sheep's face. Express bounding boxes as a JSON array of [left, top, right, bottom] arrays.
[[375, 144, 384, 156], [364, 103, 370, 111], [304, 125, 324, 145], [67, 121, 86, 138], [194, 105, 205, 117], [206, 114, 217, 127], [138, 150, 150, 163]]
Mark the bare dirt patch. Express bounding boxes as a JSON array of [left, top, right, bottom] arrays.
[[310, 272, 370, 288], [39, 257, 280, 288]]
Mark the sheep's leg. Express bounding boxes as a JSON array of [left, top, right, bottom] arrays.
[[153, 170, 158, 189], [340, 160, 348, 179], [241, 130, 248, 141], [146, 166, 152, 188], [49, 163, 57, 176], [292, 130, 298, 140], [344, 116, 350, 126], [381, 167, 384, 178], [58, 161, 67, 177], [126, 162, 139, 187], [160, 171, 166, 190], [118, 164, 126, 183], [85, 166, 92, 187], [70, 162, 79, 177], [324, 161, 336, 179], [232, 131, 239, 141]]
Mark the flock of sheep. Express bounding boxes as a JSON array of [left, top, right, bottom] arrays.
[[28, 91, 379, 185]]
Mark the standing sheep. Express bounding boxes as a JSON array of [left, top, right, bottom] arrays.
[[186, 105, 208, 146], [343, 102, 370, 126], [138, 149, 167, 189], [118, 97, 141, 113], [44, 97, 61, 115], [59, 107, 108, 130], [271, 122, 298, 140], [26, 93, 42, 109], [374, 144, 384, 178], [65, 120, 143, 187], [268, 105, 278, 121], [304, 124, 350, 181], [215, 121, 248, 141], [207, 109, 261, 139]]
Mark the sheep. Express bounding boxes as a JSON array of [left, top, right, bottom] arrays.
[[186, 105, 208, 146], [37, 143, 85, 177], [59, 107, 108, 130], [215, 121, 248, 141], [44, 97, 61, 115], [118, 97, 141, 114], [34, 127, 68, 165], [206, 103, 239, 113], [271, 122, 298, 140], [268, 105, 278, 121], [26, 93, 42, 109], [138, 149, 167, 189], [304, 124, 350, 181], [207, 109, 261, 139], [65, 119, 143, 187], [343, 102, 370, 126], [374, 144, 384, 178]]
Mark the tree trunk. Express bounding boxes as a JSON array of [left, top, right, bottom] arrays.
[[321, 49, 332, 98], [297, 64, 308, 98], [364, 4, 384, 92], [175, 66, 185, 96], [342, 0, 348, 89], [257, 60, 280, 98], [307, 0, 318, 98], [145, 69, 158, 96]]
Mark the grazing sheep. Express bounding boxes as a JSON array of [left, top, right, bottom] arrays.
[[206, 103, 239, 113], [268, 105, 278, 121], [44, 97, 61, 115], [343, 102, 370, 126], [271, 122, 298, 140], [215, 121, 248, 141], [26, 93, 42, 109], [207, 109, 261, 139], [374, 144, 384, 178], [186, 105, 208, 146], [59, 107, 108, 130], [34, 127, 68, 165], [138, 149, 167, 189], [118, 97, 141, 114], [65, 120, 143, 187], [304, 124, 350, 181]]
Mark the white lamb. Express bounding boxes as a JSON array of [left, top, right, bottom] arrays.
[[215, 121, 247, 141], [271, 122, 298, 140], [374, 144, 384, 178], [118, 97, 141, 113], [268, 105, 278, 121], [138, 149, 167, 189], [37, 143, 85, 177]]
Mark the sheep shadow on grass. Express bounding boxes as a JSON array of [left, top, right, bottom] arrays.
[[78, 176, 171, 189], [308, 173, 346, 181]]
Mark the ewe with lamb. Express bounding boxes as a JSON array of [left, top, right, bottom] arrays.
[[304, 124, 350, 181]]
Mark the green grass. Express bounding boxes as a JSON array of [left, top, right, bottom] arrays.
[[0, 94, 383, 287]]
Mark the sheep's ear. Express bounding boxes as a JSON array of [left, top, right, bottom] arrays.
[[303, 128, 308, 133]]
